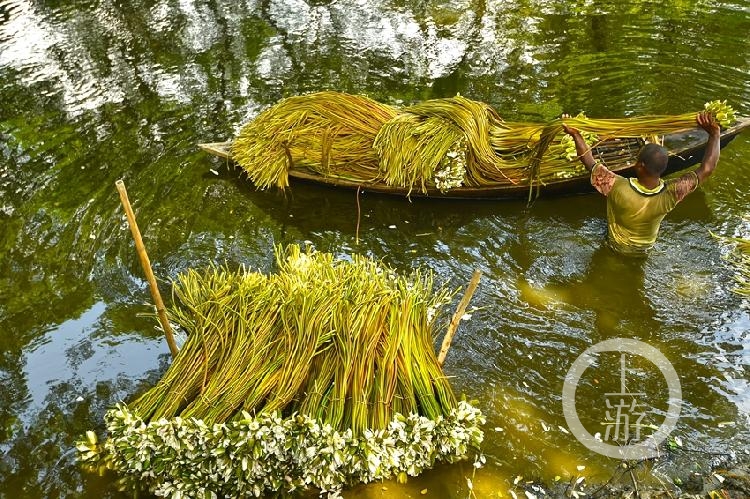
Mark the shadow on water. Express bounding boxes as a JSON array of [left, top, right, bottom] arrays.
[[1, 0, 749, 496]]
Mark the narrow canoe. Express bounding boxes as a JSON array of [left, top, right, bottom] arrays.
[[199, 117, 750, 200]]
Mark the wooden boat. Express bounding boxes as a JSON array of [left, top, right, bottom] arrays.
[[199, 117, 750, 200]]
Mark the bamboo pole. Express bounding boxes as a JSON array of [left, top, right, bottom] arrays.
[[115, 179, 179, 358], [355, 186, 362, 245], [437, 269, 481, 367]]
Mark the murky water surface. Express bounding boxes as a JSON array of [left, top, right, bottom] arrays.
[[1, 0, 749, 496]]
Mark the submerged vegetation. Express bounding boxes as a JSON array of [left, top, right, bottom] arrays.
[[77, 245, 484, 497], [718, 231, 750, 297], [230, 92, 737, 195], [734, 238, 750, 296]]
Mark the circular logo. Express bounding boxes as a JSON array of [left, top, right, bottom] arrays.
[[562, 338, 682, 460]]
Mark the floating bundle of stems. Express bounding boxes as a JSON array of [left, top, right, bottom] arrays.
[[77, 245, 485, 497], [731, 236, 750, 296], [717, 230, 750, 297], [230, 92, 737, 195]]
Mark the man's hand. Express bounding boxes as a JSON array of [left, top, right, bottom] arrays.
[[694, 111, 721, 183], [561, 114, 580, 136], [697, 111, 720, 137]]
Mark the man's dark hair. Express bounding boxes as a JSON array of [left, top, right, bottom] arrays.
[[637, 143, 669, 176]]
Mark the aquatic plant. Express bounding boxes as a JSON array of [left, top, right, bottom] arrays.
[[229, 92, 738, 194], [374, 95, 509, 192], [231, 92, 398, 189], [733, 238, 750, 296], [78, 402, 484, 498], [703, 100, 736, 128], [77, 245, 485, 497], [718, 233, 750, 297]]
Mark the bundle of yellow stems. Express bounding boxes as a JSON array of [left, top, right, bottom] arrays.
[[231, 92, 398, 189], [716, 232, 750, 296], [130, 244, 459, 430], [230, 92, 736, 194], [733, 236, 750, 296]]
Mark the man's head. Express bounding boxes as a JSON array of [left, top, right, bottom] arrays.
[[636, 143, 669, 177]]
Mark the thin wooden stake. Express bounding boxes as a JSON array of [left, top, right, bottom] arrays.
[[629, 469, 640, 499], [438, 269, 481, 367], [355, 186, 362, 245], [115, 179, 179, 358]]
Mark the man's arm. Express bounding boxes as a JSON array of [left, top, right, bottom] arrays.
[[562, 116, 615, 196], [694, 111, 721, 183], [562, 119, 597, 171]]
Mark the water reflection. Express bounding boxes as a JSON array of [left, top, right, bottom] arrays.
[[1, 0, 749, 496], [536, 244, 657, 337]]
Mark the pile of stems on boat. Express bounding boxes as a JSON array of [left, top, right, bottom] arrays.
[[231, 91, 736, 194], [77, 245, 485, 498]]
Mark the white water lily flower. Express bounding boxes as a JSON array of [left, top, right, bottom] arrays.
[[83, 403, 485, 498]]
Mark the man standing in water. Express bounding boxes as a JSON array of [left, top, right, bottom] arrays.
[[562, 111, 721, 255]]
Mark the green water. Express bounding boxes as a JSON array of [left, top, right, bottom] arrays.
[[1, 0, 749, 496]]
